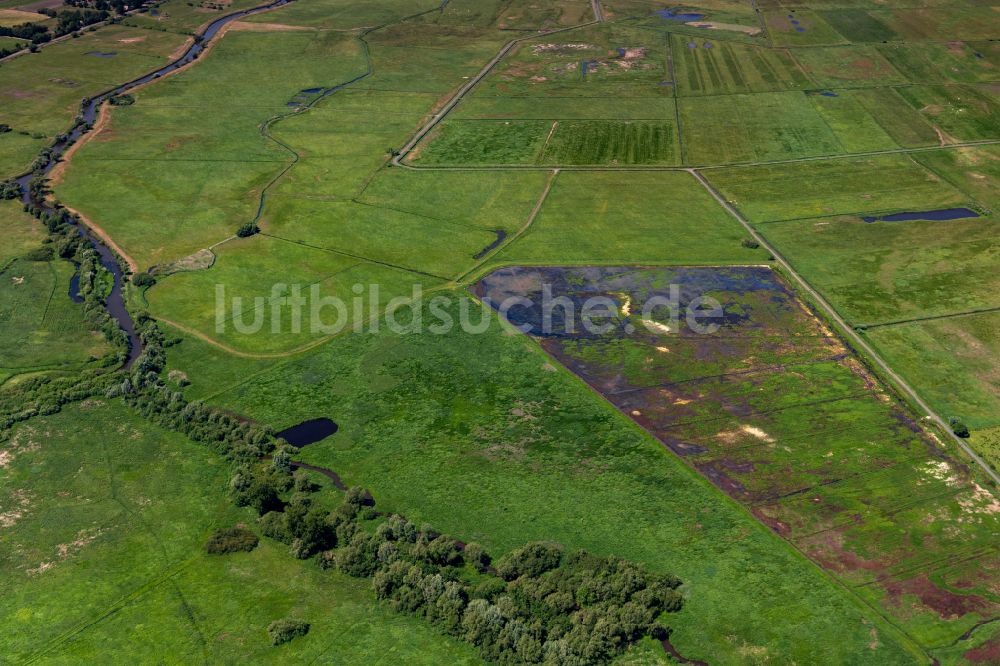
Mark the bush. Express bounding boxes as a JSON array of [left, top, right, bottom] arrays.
[[205, 526, 259, 554], [23, 246, 53, 262], [236, 222, 259, 238], [740, 238, 760, 249], [495, 541, 563, 580], [950, 418, 970, 439], [267, 618, 309, 645], [109, 94, 135, 106], [132, 272, 156, 287], [0, 180, 22, 200]]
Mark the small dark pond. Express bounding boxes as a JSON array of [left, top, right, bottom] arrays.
[[276, 418, 338, 447], [473, 230, 507, 260], [655, 9, 705, 21], [68, 272, 83, 304], [87, 51, 117, 57], [862, 207, 981, 223], [301, 87, 323, 93]]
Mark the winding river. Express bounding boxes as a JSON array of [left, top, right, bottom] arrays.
[[14, 0, 294, 368]]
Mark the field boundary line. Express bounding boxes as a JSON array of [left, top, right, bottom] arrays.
[[392, 22, 599, 167], [859, 304, 1000, 330], [454, 168, 558, 284], [689, 167, 1000, 487]]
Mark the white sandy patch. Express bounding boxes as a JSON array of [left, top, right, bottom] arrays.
[[641, 319, 671, 334], [685, 21, 761, 36], [741, 425, 774, 442], [959, 483, 1000, 515], [0, 489, 32, 528]]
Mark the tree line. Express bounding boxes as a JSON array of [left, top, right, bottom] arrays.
[[106, 316, 686, 663]]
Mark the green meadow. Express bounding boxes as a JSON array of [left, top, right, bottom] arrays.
[[12, 0, 1000, 662], [0, 202, 110, 378], [0, 25, 189, 143], [200, 300, 924, 666], [0, 400, 479, 663]]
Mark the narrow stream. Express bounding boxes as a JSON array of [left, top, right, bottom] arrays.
[[14, 0, 294, 368]]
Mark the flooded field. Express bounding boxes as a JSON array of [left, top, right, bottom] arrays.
[[480, 265, 1000, 652]]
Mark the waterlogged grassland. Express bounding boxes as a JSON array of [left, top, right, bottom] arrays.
[[671, 35, 812, 95], [207, 299, 923, 666], [475, 265, 1000, 656], [679, 91, 843, 165], [56, 29, 366, 270], [492, 170, 762, 266], [706, 154, 967, 222], [756, 215, 1000, 325], [0, 401, 478, 663], [866, 313, 1000, 434], [0, 25, 189, 138]]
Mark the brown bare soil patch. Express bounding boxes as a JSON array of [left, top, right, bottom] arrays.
[[63, 203, 138, 273], [884, 573, 993, 620], [685, 21, 761, 36], [966, 635, 1000, 663], [47, 102, 111, 188]]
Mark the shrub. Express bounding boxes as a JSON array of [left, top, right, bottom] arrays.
[[24, 246, 53, 261], [236, 222, 259, 238], [267, 618, 309, 645], [950, 418, 970, 438], [109, 94, 135, 106], [132, 272, 156, 287], [205, 526, 259, 554], [495, 541, 563, 580], [0, 180, 22, 200], [740, 238, 760, 249]]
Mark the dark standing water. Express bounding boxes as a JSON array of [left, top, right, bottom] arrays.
[[68, 271, 83, 303], [87, 51, 117, 57], [655, 9, 705, 21], [276, 418, 339, 447], [14, 0, 294, 369], [862, 207, 981, 223], [473, 230, 507, 260]]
